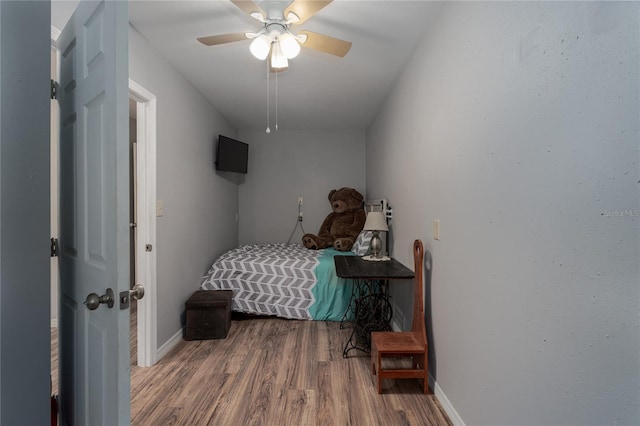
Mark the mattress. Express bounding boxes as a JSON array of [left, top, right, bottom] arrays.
[[200, 243, 354, 321]]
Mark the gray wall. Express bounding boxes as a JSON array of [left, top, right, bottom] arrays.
[[129, 26, 240, 347], [238, 130, 366, 244], [367, 2, 639, 425], [0, 1, 51, 424]]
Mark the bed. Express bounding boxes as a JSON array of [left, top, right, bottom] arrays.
[[199, 199, 390, 321], [200, 243, 355, 321]]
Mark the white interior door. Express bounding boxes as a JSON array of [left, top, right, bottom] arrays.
[[57, 0, 130, 424]]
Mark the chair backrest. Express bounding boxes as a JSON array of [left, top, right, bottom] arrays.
[[411, 240, 426, 339]]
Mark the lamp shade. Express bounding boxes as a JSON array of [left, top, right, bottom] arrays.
[[279, 31, 300, 59], [363, 211, 388, 232], [249, 34, 271, 60], [270, 41, 288, 69]]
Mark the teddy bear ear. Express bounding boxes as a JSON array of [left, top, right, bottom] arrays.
[[349, 188, 364, 202], [328, 189, 337, 200]]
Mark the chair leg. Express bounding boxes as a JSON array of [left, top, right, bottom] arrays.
[[371, 343, 383, 393], [377, 352, 383, 394], [422, 351, 429, 394], [371, 346, 376, 376]]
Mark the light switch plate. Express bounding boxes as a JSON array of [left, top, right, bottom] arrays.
[[433, 219, 440, 240], [156, 200, 164, 217]]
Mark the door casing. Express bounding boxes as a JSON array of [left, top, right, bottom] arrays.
[[129, 79, 158, 367]]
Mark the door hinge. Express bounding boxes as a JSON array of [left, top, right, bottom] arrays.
[[50, 237, 58, 257], [50, 79, 58, 100]]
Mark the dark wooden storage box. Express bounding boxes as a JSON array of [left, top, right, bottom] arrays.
[[185, 290, 232, 340]]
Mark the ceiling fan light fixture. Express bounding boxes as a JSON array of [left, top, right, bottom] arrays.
[[279, 31, 300, 59], [249, 34, 271, 60], [271, 41, 288, 69]]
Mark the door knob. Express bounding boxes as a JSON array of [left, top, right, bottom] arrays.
[[84, 288, 114, 310], [130, 284, 145, 300]]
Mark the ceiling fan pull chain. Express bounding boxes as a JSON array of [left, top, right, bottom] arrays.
[[266, 54, 270, 134]]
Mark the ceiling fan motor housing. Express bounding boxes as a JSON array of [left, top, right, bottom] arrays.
[[256, 0, 294, 20], [266, 22, 287, 38]]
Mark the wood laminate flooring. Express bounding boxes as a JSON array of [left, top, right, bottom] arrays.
[[53, 311, 452, 425]]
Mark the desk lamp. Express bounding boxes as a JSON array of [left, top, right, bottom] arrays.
[[362, 211, 389, 261]]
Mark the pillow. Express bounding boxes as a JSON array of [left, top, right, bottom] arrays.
[[351, 231, 374, 256]]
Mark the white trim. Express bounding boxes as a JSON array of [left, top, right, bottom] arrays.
[[430, 373, 466, 426], [51, 25, 61, 47], [129, 79, 158, 367], [390, 319, 402, 332], [51, 319, 58, 328], [391, 300, 405, 331], [156, 328, 184, 361]]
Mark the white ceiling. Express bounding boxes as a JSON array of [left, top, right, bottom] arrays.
[[53, 1, 442, 131]]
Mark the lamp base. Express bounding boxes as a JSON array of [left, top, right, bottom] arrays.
[[370, 231, 383, 258]]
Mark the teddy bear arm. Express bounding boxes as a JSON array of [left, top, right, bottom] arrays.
[[317, 213, 336, 237], [345, 209, 367, 236]]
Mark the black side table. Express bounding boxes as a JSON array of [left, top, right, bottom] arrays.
[[334, 255, 414, 357]]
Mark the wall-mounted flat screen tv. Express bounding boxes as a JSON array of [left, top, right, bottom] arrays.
[[215, 134, 248, 174]]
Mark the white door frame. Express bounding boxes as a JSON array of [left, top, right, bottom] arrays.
[[129, 79, 158, 367]]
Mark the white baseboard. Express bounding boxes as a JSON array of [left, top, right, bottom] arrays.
[[430, 373, 465, 426], [390, 318, 402, 332], [155, 327, 184, 361], [51, 318, 58, 328]]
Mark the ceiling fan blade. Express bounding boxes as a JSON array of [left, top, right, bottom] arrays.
[[231, 0, 265, 19], [298, 30, 352, 57], [197, 32, 248, 46], [284, 0, 332, 25]]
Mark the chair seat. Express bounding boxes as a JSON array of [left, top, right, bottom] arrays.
[[371, 331, 425, 354]]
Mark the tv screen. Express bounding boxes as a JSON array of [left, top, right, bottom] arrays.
[[215, 135, 248, 174]]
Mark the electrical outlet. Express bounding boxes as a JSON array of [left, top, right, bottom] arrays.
[[433, 219, 440, 240]]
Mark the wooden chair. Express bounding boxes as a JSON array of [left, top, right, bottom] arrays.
[[371, 239, 429, 394]]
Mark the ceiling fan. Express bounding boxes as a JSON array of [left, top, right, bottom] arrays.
[[197, 0, 352, 72]]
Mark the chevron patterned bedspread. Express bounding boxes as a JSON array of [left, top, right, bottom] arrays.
[[200, 243, 354, 321]]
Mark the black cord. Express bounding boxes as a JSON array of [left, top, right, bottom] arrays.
[[286, 218, 306, 244], [286, 202, 306, 244]]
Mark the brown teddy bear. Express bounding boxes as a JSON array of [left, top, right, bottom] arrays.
[[302, 187, 366, 251]]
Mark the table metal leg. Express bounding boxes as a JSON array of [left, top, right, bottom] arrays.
[[343, 279, 393, 358]]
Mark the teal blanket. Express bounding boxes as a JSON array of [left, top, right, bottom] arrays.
[[309, 248, 355, 321]]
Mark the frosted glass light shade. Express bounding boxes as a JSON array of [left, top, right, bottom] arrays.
[[363, 211, 388, 232], [270, 42, 288, 69], [250, 34, 271, 60], [279, 32, 300, 59]]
